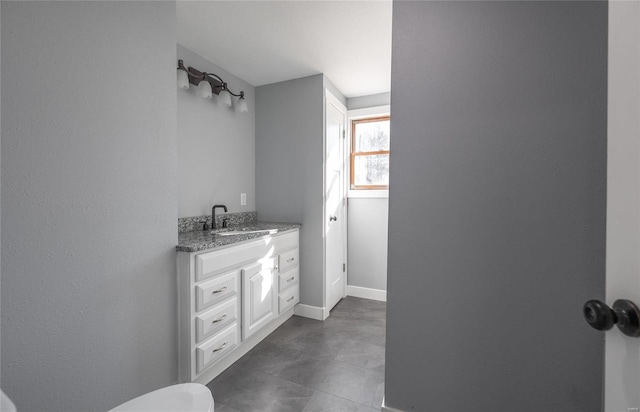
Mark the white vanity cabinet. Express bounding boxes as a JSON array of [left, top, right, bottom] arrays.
[[177, 229, 299, 384]]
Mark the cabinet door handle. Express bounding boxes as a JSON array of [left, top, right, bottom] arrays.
[[287, 296, 295, 303], [287, 276, 295, 282], [211, 286, 227, 295], [212, 342, 227, 353], [287, 257, 295, 263], [211, 314, 227, 324]]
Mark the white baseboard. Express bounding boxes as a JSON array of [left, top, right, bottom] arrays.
[[294, 303, 326, 320], [347, 285, 387, 302]]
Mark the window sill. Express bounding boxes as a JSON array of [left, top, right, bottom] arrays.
[[348, 190, 389, 199]]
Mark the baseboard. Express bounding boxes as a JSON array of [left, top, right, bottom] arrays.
[[347, 285, 387, 302], [294, 303, 326, 320]]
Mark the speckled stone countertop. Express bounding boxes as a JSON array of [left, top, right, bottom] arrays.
[[176, 222, 301, 252]]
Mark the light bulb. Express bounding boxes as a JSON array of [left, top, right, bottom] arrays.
[[217, 89, 232, 107], [177, 69, 189, 90], [236, 96, 248, 113], [197, 79, 213, 99]]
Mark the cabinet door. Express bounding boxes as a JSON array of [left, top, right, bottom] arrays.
[[242, 259, 276, 340]]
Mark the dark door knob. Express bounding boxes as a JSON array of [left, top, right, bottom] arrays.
[[583, 299, 640, 337]]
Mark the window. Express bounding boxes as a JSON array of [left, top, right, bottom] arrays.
[[350, 115, 390, 190]]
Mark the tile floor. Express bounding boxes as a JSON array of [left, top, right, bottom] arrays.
[[207, 297, 387, 412]]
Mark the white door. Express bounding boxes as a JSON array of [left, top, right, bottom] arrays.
[[605, 2, 640, 411], [325, 90, 347, 313]]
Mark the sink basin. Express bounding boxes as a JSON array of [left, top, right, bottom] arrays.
[[212, 228, 276, 236]]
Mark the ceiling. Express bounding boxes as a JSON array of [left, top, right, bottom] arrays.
[[177, 0, 392, 99]]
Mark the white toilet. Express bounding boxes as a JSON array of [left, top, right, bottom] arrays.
[[2, 383, 214, 412], [109, 383, 214, 412]]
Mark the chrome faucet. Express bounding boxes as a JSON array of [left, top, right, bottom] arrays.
[[211, 205, 228, 230]]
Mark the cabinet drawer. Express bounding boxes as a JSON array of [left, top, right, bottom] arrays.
[[273, 231, 299, 252], [196, 271, 239, 312], [278, 248, 299, 274], [195, 241, 269, 281], [196, 297, 238, 343], [279, 287, 299, 314], [278, 267, 299, 293], [196, 323, 238, 373]]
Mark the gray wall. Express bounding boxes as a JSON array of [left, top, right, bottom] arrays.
[[1, 2, 178, 411], [347, 92, 390, 111], [255, 75, 325, 308], [385, 2, 606, 411], [347, 198, 388, 291], [177, 44, 256, 218]]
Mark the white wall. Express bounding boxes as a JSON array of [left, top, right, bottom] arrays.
[[605, 2, 640, 411], [1, 2, 178, 411], [347, 92, 390, 111], [347, 197, 388, 292], [346, 99, 390, 297], [177, 44, 255, 217]]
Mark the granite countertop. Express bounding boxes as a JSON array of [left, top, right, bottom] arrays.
[[177, 221, 301, 252]]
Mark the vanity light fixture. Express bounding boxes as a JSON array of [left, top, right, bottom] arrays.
[[177, 59, 248, 113]]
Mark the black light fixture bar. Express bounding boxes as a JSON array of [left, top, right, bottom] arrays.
[[177, 59, 243, 97]]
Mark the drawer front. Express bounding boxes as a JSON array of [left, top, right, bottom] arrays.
[[196, 323, 238, 373], [278, 248, 299, 274], [273, 230, 299, 253], [278, 267, 299, 293], [196, 297, 238, 343], [196, 271, 239, 312], [195, 241, 269, 281], [279, 287, 299, 314]]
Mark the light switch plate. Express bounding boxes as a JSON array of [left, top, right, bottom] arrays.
[[240, 193, 247, 206]]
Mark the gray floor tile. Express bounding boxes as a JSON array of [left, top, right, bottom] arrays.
[[355, 404, 380, 412], [234, 340, 308, 375], [277, 359, 383, 406], [335, 340, 385, 369], [370, 382, 384, 408], [207, 297, 386, 412], [308, 362, 384, 406], [213, 402, 242, 412], [302, 391, 360, 412], [208, 370, 314, 412]]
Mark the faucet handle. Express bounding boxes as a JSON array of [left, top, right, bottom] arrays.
[[222, 218, 229, 228]]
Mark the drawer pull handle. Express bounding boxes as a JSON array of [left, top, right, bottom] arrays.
[[287, 258, 295, 263], [287, 296, 295, 303], [211, 314, 227, 324], [212, 286, 227, 295], [287, 276, 295, 282], [212, 342, 227, 353]]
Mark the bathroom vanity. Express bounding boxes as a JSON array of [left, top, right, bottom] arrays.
[[176, 223, 300, 384]]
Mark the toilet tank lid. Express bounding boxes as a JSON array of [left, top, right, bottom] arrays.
[[1, 389, 18, 412], [109, 383, 213, 412]]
